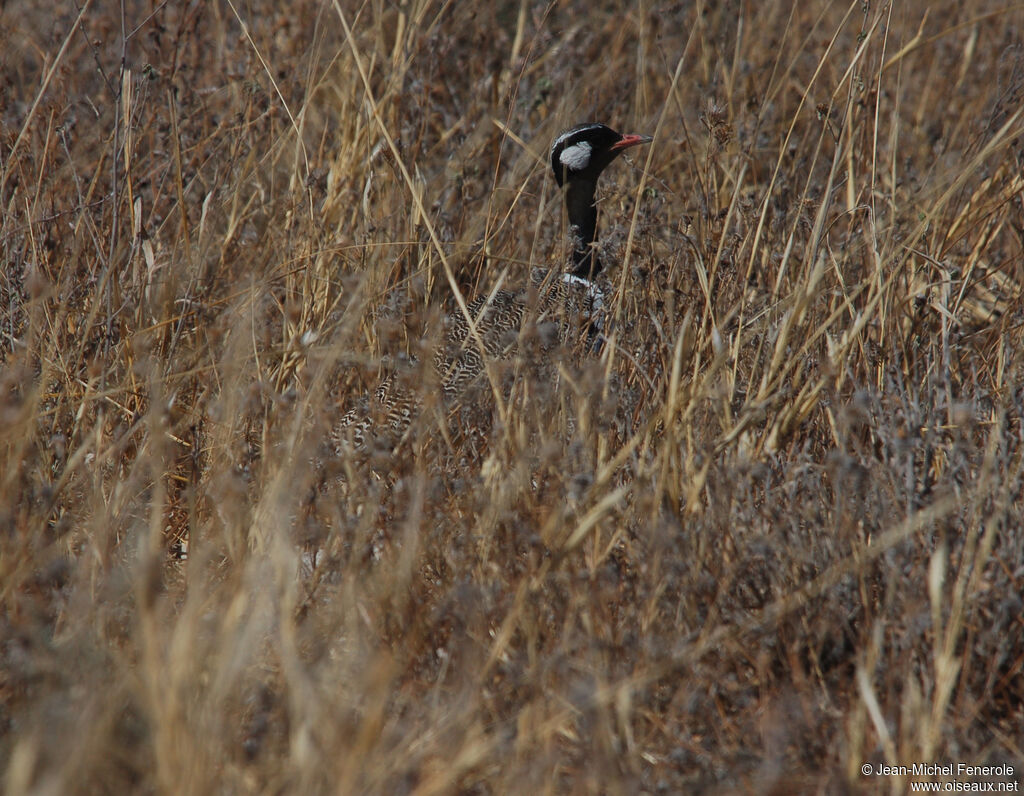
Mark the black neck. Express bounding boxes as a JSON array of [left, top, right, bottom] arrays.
[[566, 178, 600, 280]]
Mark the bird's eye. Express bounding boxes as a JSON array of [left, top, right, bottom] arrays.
[[559, 141, 592, 171]]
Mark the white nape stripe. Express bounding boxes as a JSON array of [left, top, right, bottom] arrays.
[[559, 141, 592, 171]]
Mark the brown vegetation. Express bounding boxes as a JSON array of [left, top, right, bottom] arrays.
[[2, 0, 1023, 792]]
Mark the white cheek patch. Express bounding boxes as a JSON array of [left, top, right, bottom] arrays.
[[559, 141, 592, 171]]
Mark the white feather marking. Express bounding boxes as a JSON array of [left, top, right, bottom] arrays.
[[559, 141, 592, 171], [561, 273, 593, 289], [551, 123, 605, 152], [561, 272, 605, 324]]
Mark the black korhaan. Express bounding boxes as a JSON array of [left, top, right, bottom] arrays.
[[334, 123, 652, 452]]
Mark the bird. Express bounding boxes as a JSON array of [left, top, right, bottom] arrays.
[[332, 122, 652, 454]]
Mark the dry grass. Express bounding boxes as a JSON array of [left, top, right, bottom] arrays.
[[3, 0, 1024, 793]]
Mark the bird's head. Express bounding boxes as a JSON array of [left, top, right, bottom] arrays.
[[550, 123, 652, 187]]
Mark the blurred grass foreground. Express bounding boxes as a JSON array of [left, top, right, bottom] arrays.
[[1, 1, 1023, 792]]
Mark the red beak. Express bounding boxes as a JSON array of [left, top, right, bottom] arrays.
[[611, 133, 654, 151]]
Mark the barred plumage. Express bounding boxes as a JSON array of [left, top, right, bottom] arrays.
[[333, 123, 651, 454]]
